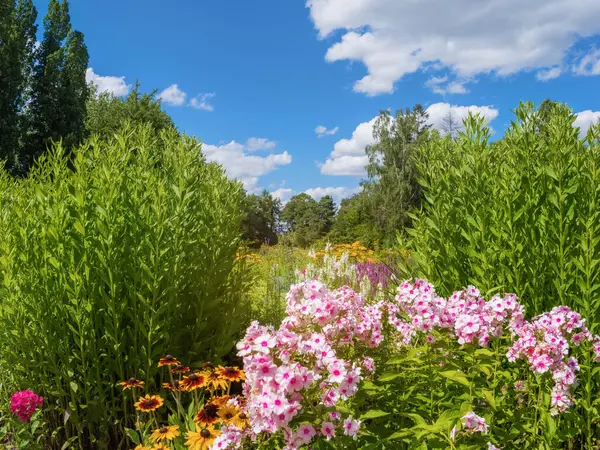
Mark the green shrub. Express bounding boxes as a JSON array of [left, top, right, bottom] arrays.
[[0, 125, 249, 448], [404, 102, 600, 447]]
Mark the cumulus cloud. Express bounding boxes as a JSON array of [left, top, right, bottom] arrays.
[[246, 137, 277, 151], [320, 103, 499, 175], [158, 84, 187, 106], [572, 48, 600, 76], [425, 102, 499, 133], [574, 110, 600, 135], [319, 116, 377, 176], [86, 68, 130, 96], [190, 93, 216, 111], [304, 186, 362, 204], [306, 0, 600, 95], [202, 140, 292, 193], [315, 125, 340, 137], [271, 188, 294, 203], [537, 66, 562, 81], [425, 76, 469, 95]]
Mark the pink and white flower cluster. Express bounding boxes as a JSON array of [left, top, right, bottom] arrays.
[[387, 279, 525, 347], [386, 279, 600, 416], [507, 306, 593, 414], [233, 280, 383, 449]]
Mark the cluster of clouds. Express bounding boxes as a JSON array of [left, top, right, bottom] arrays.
[[202, 139, 291, 193], [158, 84, 216, 111], [307, 0, 600, 96], [320, 102, 600, 177], [86, 69, 216, 111]]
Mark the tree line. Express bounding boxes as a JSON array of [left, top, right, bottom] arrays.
[[243, 100, 573, 250]]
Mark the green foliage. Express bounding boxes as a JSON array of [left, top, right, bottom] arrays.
[[328, 193, 382, 248], [85, 82, 176, 141], [26, 0, 89, 170], [242, 190, 282, 247], [281, 193, 337, 247], [0, 125, 249, 448], [361, 105, 430, 246], [0, 0, 37, 174], [245, 245, 311, 327], [404, 101, 600, 447]]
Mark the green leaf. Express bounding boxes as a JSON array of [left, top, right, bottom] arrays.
[[124, 428, 140, 445], [360, 409, 390, 420], [439, 370, 471, 387]]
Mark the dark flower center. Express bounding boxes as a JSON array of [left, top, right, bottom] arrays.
[[200, 429, 211, 438], [225, 413, 233, 419], [128, 377, 137, 384], [142, 400, 155, 408], [239, 413, 248, 419], [189, 374, 199, 382], [160, 427, 167, 433]]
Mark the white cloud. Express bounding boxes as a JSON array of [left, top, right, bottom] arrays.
[[158, 84, 187, 106], [425, 102, 499, 133], [425, 76, 469, 95], [190, 93, 216, 111], [320, 116, 377, 176], [307, 0, 600, 95], [320, 155, 369, 176], [202, 140, 292, 192], [572, 48, 600, 75], [320, 103, 498, 175], [305, 186, 362, 204], [246, 137, 277, 151], [574, 110, 600, 135], [536, 66, 562, 81], [86, 68, 130, 96], [315, 125, 340, 137], [271, 188, 294, 203]]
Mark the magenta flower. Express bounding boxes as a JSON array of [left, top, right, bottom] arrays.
[[10, 389, 43, 422]]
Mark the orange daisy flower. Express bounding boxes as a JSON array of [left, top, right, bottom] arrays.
[[181, 371, 208, 391], [216, 366, 245, 382], [195, 402, 220, 425], [162, 380, 183, 392], [185, 425, 220, 450], [151, 424, 180, 442], [172, 364, 190, 374], [205, 370, 229, 391], [135, 394, 164, 412], [118, 377, 144, 390], [158, 355, 180, 367]]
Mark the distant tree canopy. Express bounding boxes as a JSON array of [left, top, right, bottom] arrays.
[[85, 82, 176, 140], [242, 190, 282, 248], [280, 193, 337, 247]]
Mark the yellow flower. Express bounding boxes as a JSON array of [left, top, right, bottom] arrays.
[[135, 395, 164, 412], [153, 444, 169, 450], [185, 424, 221, 450], [151, 424, 180, 442], [133, 445, 152, 450]]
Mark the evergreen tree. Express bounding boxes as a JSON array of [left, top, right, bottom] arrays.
[[0, 0, 37, 173], [26, 0, 88, 169]]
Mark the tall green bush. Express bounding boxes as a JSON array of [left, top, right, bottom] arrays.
[[407, 102, 600, 321], [0, 125, 248, 448], [404, 102, 600, 446]]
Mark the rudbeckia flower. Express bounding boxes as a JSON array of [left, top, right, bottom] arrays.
[[172, 364, 190, 374], [134, 395, 164, 412], [195, 402, 220, 425], [215, 366, 245, 382], [151, 424, 180, 442], [205, 371, 229, 391], [181, 372, 208, 391], [158, 355, 180, 367], [119, 377, 144, 390], [185, 425, 220, 450]]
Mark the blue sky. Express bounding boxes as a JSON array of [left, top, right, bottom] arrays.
[[34, 0, 600, 204]]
